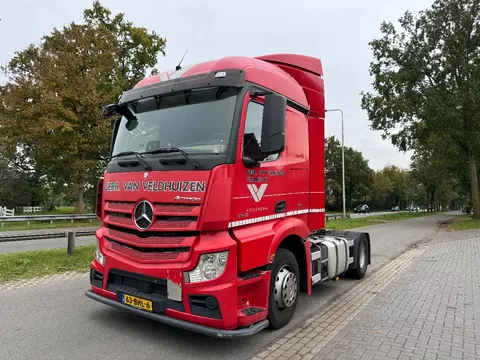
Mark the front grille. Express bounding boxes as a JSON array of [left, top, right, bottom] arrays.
[[110, 241, 181, 261], [155, 204, 198, 213], [155, 216, 197, 229], [107, 237, 189, 262], [108, 228, 187, 245], [105, 210, 198, 230], [103, 201, 200, 260], [106, 201, 135, 212], [106, 211, 133, 226], [155, 221, 193, 228]]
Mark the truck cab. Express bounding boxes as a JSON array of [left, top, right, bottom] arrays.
[[86, 54, 371, 337]]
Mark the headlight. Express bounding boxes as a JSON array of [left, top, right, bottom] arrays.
[[95, 241, 105, 266], [186, 251, 229, 283]]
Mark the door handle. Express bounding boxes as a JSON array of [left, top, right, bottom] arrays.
[[275, 200, 286, 213]]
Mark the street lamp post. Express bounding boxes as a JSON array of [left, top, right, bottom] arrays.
[[325, 108, 346, 217]]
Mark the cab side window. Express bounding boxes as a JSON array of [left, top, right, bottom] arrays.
[[243, 101, 280, 162]]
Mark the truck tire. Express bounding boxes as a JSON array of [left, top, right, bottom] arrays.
[[349, 235, 368, 279], [267, 248, 300, 329]]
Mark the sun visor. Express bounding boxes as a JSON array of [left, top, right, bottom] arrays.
[[119, 69, 246, 105]]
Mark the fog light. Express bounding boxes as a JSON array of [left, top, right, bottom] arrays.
[[205, 296, 218, 310]]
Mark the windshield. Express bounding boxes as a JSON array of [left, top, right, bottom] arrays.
[[111, 87, 238, 157]]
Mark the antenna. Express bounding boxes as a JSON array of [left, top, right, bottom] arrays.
[[175, 49, 188, 71]]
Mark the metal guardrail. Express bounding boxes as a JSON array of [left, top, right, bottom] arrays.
[[325, 214, 346, 221], [0, 229, 96, 243], [0, 213, 96, 226]]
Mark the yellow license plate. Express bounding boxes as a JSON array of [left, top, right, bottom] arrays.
[[122, 294, 153, 312]]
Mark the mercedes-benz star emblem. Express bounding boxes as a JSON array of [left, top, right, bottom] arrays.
[[133, 200, 154, 230]]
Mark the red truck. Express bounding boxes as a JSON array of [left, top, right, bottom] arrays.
[[86, 54, 371, 338]]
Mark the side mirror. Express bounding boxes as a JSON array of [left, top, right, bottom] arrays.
[[102, 103, 118, 119], [103, 103, 137, 122], [261, 94, 286, 155]]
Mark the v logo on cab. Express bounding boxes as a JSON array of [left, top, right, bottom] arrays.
[[247, 184, 268, 202]]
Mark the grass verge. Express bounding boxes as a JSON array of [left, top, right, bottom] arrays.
[[23, 207, 94, 215], [450, 214, 480, 231], [0, 244, 95, 283], [327, 212, 432, 230], [0, 219, 101, 232], [32, 206, 76, 215]]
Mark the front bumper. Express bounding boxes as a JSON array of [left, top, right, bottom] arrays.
[[85, 290, 269, 338], [90, 227, 271, 335]]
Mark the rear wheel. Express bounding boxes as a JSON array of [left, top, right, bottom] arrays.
[[351, 236, 368, 279], [267, 248, 300, 329]]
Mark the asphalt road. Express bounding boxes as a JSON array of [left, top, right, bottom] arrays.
[[0, 211, 410, 253], [0, 213, 455, 360]]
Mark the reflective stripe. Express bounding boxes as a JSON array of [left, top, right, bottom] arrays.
[[228, 208, 325, 228], [232, 191, 325, 200]]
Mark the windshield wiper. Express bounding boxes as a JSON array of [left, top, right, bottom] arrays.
[[142, 148, 202, 170], [111, 151, 152, 171]]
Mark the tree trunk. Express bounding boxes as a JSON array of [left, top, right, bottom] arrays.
[[426, 189, 430, 211], [75, 186, 85, 213], [468, 151, 480, 219]]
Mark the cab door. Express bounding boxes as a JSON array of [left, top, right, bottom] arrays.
[[230, 93, 288, 228]]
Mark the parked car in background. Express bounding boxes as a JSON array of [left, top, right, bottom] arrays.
[[391, 206, 400, 212], [354, 204, 370, 214]]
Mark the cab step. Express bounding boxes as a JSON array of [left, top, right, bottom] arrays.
[[237, 307, 267, 327], [239, 271, 263, 280], [241, 307, 265, 316]]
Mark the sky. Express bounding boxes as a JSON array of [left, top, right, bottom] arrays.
[[0, 0, 434, 170]]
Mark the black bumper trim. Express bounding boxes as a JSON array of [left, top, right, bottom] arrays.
[[85, 290, 269, 338]]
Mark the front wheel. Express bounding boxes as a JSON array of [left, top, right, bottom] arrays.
[[267, 248, 300, 329]]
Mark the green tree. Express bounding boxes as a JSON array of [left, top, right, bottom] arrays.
[[361, 0, 480, 218], [370, 170, 394, 210], [0, 156, 35, 208], [382, 165, 410, 209], [83, 1, 166, 91], [410, 146, 452, 211], [0, 2, 166, 212], [325, 136, 373, 211]]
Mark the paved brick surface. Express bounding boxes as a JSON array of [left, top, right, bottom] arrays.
[[251, 229, 480, 360]]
